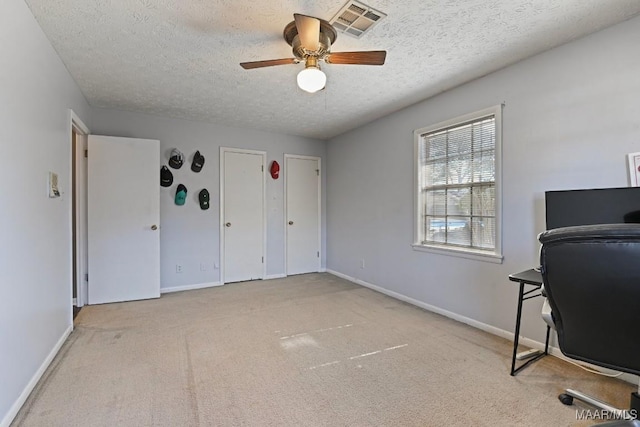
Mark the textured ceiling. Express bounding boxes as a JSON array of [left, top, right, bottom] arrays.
[[24, 0, 640, 140]]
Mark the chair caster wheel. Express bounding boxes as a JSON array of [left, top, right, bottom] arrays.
[[559, 393, 574, 406]]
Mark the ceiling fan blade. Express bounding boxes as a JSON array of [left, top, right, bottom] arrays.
[[325, 51, 387, 65], [294, 13, 320, 51], [240, 58, 297, 69]]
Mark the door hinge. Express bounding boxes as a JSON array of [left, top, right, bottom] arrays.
[[316, 169, 319, 176], [262, 256, 264, 263], [317, 251, 319, 257], [84, 273, 88, 281], [261, 165, 264, 172], [84, 149, 88, 158]]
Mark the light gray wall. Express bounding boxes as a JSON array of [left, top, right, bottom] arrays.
[[327, 15, 640, 345], [90, 109, 327, 290], [0, 0, 91, 424]]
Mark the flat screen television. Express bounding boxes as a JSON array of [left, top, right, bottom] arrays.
[[545, 186, 640, 230]]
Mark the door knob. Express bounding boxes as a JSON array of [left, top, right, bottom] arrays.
[[151, 225, 158, 230], [225, 222, 231, 227], [288, 221, 294, 225]]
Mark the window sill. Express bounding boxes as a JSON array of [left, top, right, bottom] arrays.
[[411, 243, 503, 264]]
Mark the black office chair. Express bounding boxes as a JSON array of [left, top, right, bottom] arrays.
[[539, 224, 640, 423]]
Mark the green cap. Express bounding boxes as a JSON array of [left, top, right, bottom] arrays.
[[175, 184, 187, 206]]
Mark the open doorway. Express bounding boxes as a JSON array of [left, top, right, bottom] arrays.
[[70, 111, 89, 319]]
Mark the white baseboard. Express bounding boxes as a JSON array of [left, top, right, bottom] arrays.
[[72, 297, 77, 306], [326, 269, 639, 386], [1, 325, 73, 427], [161, 281, 222, 294], [327, 269, 518, 340], [319, 267, 326, 273]]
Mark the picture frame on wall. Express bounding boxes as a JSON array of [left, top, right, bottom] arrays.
[[627, 152, 640, 187]]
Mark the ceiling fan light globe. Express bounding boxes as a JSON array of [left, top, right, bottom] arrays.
[[297, 68, 326, 93]]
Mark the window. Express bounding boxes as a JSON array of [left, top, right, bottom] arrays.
[[413, 106, 502, 262]]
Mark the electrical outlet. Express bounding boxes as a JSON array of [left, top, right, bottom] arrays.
[[200, 263, 207, 271], [176, 264, 183, 273], [360, 259, 365, 269]]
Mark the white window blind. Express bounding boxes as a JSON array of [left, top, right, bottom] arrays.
[[414, 106, 501, 260]]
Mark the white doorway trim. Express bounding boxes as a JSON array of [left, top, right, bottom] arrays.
[[219, 147, 267, 284], [284, 154, 322, 276], [68, 109, 89, 314]]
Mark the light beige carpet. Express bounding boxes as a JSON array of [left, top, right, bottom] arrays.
[[12, 273, 635, 426]]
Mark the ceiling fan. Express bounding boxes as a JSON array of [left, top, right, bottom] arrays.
[[240, 14, 386, 93]]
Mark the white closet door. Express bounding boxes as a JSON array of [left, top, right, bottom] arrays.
[[221, 148, 265, 283], [286, 155, 320, 275]]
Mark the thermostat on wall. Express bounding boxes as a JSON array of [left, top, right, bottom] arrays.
[[49, 172, 60, 198]]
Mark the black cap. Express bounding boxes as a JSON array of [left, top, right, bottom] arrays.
[[169, 148, 184, 169], [160, 165, 173, 187], [191, 151, 205, 173], [199, 189, 210, 210]]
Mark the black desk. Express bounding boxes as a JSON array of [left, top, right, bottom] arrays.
[[508, 268, 550, 375]]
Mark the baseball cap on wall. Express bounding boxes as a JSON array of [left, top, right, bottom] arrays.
[[175, 184, 187, 205], [169, 148, 184, 169], [199, 189, 210, 210], [192, 151, 205, 173], [160, 165, 173, 187]]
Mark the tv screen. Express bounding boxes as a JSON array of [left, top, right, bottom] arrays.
[[545, 187, 640, 230]]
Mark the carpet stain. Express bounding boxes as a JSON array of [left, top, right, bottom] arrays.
[[279, 322, 354, 340], [308, 360, 341, 370], [280, 335, 319, 350]]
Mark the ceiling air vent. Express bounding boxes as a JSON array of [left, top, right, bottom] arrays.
[[329, 1, 386, 39]]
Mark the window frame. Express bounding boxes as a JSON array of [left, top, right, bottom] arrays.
[[412, 105, 503, 263]]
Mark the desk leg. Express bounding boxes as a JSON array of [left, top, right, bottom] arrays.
[[510, 281, 525, 376], [544, 325, 550, 354]]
